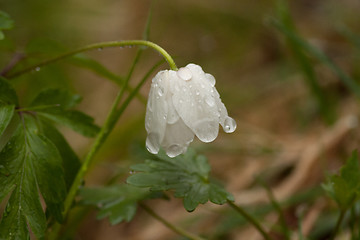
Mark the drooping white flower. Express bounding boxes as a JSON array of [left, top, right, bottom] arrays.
[[145, 63, 236, 158]]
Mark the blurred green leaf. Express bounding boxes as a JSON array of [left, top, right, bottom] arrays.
[[30, 88, 100, 137], [30, 88, 81, 109], [41, 120, 81, 189], [69, 54, 124, 85], [272, 17, 360, 98], [0, 11, 14, 40], [0, 114, 67, 239], [80, 184, 149, 225], [0, 104, 14, 137], [275, 0, 334, 124], [127, 149, 233, 212], [26, 38, 66, 56], [0, 77, 18, 105], [323, 151, 360, 209]]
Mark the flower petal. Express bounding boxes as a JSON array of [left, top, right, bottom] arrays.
[[171, 64, 220, 142], [145, 71, 169, 154], [161, 118, 194, 158]]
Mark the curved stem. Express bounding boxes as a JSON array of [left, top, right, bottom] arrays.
[[227, 200, 273, 240], [139, 203, 206, 240], [6, 40, 177, 79]]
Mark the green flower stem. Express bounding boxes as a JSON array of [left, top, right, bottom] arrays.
[[227, 200, 273, 240], [330, 208, 346, 240], [139, 203, 206, 240], [47, 60, 164, 240], [6, 40, 178, 79]]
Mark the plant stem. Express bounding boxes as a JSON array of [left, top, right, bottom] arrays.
[[139, 203, 206, 240], [227, 200, 273, 240], [6, 40, 177, 79], [330, 209, 346, 240], [47, 60, 164, 240]]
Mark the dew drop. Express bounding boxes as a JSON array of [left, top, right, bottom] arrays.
[[179, 99, 183, 104], [166, 144, 183, 158], [146, 133, 160, 154], [205, 97, 215, 107], [182, 86, 187, 92], [205, 73, 216, 86], [195, 90, 200, 96], [177, 67, 192, 81], [158, 87, 164, 97], [35, 67, 41, 72], [223, 116, 237, 133], [129, 170, 135, 174], [97, 47, 103, 51]]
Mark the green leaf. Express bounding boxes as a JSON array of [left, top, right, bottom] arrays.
[[79, 184, 149, 225], [30, 88, 81, 109], [0, 104, 14, 137], [26, 38, 66, 56], [272, 18, 360, 98], [30, 88, 100, 137], [0, 76, 18, 105], [275, 0, 334, 124], [69, 54, 124, 85], [41, 120, 81, 189], [127, 149, 233, 212], [322, 151, 360, 208], [0, 11, 14, 40], [0, 114, 67, 239], [38, 110, 100, 137]]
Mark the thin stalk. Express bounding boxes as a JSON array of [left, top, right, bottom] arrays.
[[330, 209, 346, 240], [139, 203, 206, 240], [6, 40, 177, 79], [47, 60, 164, 240], [227, 200, 273, 240]]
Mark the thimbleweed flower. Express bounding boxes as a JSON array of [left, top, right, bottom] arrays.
[[145, 63, 236, 158]]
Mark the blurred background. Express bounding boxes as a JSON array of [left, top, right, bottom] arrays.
[[1, 0, 360, 239]]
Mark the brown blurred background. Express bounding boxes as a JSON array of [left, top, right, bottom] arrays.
[[1, 0, 360, 239]]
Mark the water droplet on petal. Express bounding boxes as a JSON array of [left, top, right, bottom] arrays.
[[205, 73, 216, 86], [177, 67, 192, 81], [146, 133, 160, 154], [195, 90, 200, 96], [166, 144, 183, 157], [223, 116, 237, 133], [193, 120, 218, 142], [205, 97, 215, 107], [158, 87, 164, 96]]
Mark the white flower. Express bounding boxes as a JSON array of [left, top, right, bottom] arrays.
[[145, 63, 236, 158]]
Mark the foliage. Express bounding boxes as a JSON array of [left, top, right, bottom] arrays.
[[79, 184, 150, 225], [0, 11, 13, 40], [127, 149, 234, 212], [323, 151, 360, 209], [0, 77, 97, 238]]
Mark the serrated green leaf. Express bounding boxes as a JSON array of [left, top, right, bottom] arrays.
[[0, 77, 18, 105], [323, 151, 360, 208], [0, 114, 67, 238], [0, 104, 14, 136], [80, 184, 149, 225], [41, 120, 81, 189], [30, 88, 82, 109], [29, 88, 99, 137], [127, 149, 233, 212]]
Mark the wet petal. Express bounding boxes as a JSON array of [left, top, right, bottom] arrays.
[[161, 118, 194, 157], [145, 71, 169, 153]]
